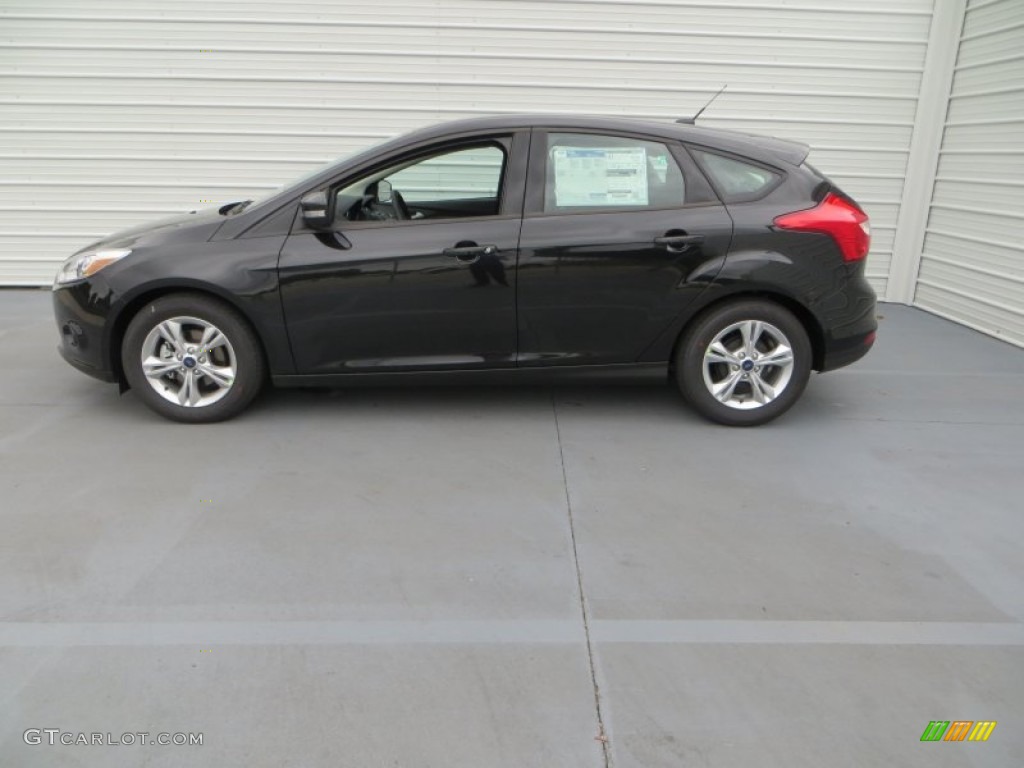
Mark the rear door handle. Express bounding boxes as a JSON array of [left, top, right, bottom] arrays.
[[654, 234, 705, 249], [443, 244, 498, 263]]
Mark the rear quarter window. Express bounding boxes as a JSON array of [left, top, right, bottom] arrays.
[[691, 149, 782, 201]]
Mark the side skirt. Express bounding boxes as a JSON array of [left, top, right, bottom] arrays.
[[272, 362, 669, 388]]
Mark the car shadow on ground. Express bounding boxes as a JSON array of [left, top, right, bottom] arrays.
[[65, 376, 851, 431], [249, 379, 844, 429]]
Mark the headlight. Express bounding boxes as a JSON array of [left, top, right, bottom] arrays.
[[53, 248, 132, 287]]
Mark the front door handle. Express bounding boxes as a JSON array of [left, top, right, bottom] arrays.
[[443, 243, 498, 263], [654, 233, 705, 251]]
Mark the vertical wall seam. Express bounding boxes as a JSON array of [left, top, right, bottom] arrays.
[[886, 0, 968, 303]]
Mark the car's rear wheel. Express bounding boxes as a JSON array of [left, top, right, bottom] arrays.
[[121, 294, 265, 423], [676, 299, 811, 426]]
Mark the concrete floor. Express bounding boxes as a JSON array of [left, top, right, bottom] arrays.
[[1, 289, 1022, 767]]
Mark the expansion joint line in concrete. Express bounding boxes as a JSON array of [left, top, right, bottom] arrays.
[[551, 392, 611, 768]]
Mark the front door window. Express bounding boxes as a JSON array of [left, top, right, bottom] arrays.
[[335, 144, 508, 225]]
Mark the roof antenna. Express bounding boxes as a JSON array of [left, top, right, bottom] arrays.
[[677, 84, 727, 124]]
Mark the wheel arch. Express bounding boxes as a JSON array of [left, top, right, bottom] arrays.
[[668, 289, 826, 377], [107, 283, 271, 388]]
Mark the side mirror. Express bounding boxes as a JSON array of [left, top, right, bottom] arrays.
[[376, 179, 394, 205], [299, 189, 331, 230]]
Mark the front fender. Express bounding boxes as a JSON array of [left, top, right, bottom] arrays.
[[103, 236, 294, 379]]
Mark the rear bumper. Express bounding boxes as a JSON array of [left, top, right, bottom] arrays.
[[816, 271, 878, 372], [820, 328, 876, 371]]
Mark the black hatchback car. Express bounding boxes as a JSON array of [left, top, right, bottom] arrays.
[[53, 114, 876, 425]]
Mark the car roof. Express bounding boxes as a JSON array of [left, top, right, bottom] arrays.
[[400, 113, 810, 167]]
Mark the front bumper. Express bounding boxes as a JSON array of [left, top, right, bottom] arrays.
[[53, 280, 117, 383]]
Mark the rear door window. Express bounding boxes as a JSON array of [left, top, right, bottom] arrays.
[[543, 133, 686, 213]]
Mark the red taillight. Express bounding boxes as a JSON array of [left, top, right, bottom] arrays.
[[773, 192, 870, 262]]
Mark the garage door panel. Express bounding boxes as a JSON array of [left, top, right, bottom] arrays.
[[915, 282, 1024, 347], [0, 130, 379, 161], [936, 150, 1024, 179], [941, 122, 1024, 151], [961, 0, 1024, 36], [923, 230, 1023, 278], [932, 179, 1024, 212], [951, 55, 1024, 93], [827, 176, 906, 201], [957, 26, 1024, 63], [0, 158, 331, 186], [916, 0, 1024, 347], [811, 150, 910, 177], [0, 1, 931, 285], [919, 257, 1024, 305], [925, 207, 1024, 242], [1, 22, 931, 70], [868, 227, 896, 253], [1, 77, 922, 125], [2, 183, 273, 208], [946, 89, 1024, 123], [0, 0, 935, 35], [0, 239, 101, 285], [0, 51, 927, 97]]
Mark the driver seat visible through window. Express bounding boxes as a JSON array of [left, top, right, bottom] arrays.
[[334, 142, 508, 225]]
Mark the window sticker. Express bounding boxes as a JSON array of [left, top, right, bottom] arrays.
[[552, 147, 649, 207]]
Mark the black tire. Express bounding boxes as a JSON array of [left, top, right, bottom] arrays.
[[121, 293, 265, 423], [675, 299, 812, 426]]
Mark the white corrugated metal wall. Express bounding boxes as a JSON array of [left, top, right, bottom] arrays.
[[0, 1, 936, 308], [915, 0, 1024, 346]]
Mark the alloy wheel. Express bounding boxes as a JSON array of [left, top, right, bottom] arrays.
[[139, 316, 237, 408], [701, 319, 795, 410]]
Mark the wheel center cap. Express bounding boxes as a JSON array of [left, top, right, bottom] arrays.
[[183, 356, 197, 369], [741, 359, 755, 372]]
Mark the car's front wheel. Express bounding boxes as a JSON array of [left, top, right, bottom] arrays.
[[121, 293, 265, 423], [676, 299, 812, 426]]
